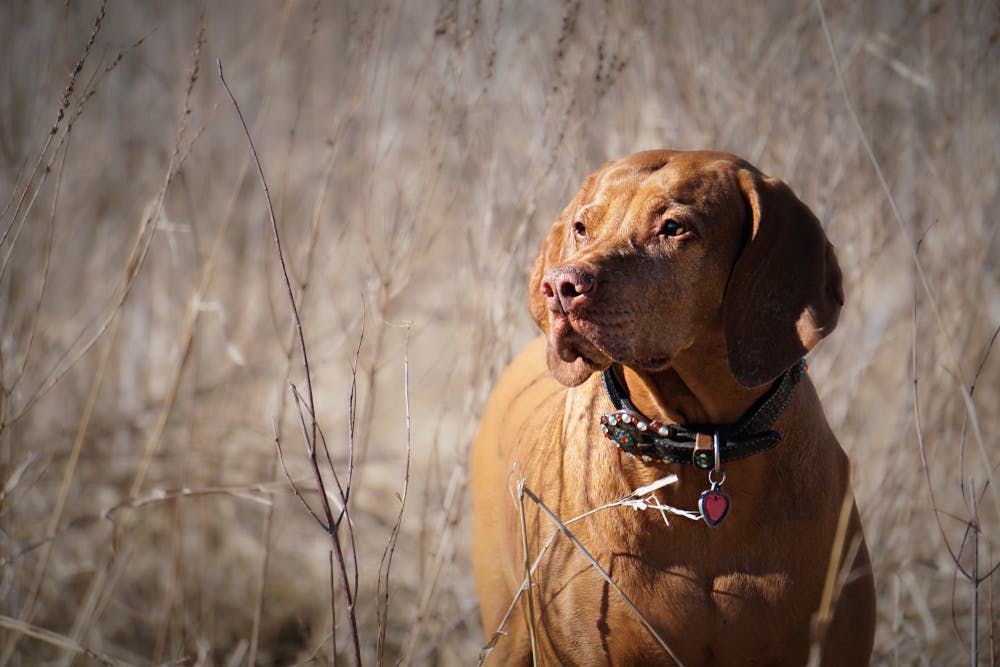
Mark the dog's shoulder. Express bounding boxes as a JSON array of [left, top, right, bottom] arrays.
[[481, 337, 565, 424]]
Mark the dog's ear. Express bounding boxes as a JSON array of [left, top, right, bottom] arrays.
[[724, 169, 845, 387]]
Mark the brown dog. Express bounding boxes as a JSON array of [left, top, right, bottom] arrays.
[[471, 150, 875, 666]]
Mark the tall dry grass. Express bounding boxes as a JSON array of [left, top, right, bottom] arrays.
[[0, 1, 997, 664]]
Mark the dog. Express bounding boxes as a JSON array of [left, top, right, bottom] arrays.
[[471, 150, 875, 666]]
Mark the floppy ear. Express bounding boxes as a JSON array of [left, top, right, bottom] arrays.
[[724, 169, 845, 387]]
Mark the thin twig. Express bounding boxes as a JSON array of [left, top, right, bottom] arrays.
[[376, 324, 414, 665], [401, 463, 466, 665], [0, 0, 107, 253], [517, 480, 540, 666], [218, 62, 318, 455], [219, 58, 362, 666], [0, 615, 127, 667], [807, 479, 861, 665], [4, 314, 121, 659], [272, 419, 325, 527], [9, 126, 66, 394], [288, 382, 361, 609], [127, 18, 207, 502], [340, 310, 366, 528], [478, 474, 683, 662], [911, 268, 971, 576], [519, 484, 685, 666], [970, 479, 979, 664], [252, 131, 339, 667], [290, 384, 348, 507], [816, 0, 997, 517], [905, 152, 999, 662]]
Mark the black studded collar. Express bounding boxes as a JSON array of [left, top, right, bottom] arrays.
[[599, 360, 807, 468]]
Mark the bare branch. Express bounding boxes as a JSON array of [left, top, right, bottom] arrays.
[[272, 418, 325, 528], [219, 59, 363, 666], [520, 485, 685, 666], [376, 325, 414, 665]]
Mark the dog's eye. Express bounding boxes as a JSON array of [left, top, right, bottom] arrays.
[[658, 220, 687, 237], [573, 221, 588, 239]]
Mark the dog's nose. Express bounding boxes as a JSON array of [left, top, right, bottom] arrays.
[[541, 266, 596, 313]]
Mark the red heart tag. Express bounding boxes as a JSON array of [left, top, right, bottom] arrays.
[[698, 488, 730, 527]]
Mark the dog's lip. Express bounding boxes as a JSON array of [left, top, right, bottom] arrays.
[[550, 316, 611, 367], [550, 318, 578, 362], [551, 314, 672, 372]]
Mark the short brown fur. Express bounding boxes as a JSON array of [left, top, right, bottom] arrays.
[[472, 150, 875, 666]]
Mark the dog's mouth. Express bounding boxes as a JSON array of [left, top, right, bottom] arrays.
[[550, 317, 610, 368], [550, 314, 670, 373]]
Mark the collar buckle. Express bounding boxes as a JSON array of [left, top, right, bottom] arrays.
[[692, 432, 715, 469]]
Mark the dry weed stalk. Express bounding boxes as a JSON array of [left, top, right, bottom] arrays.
[[61, 21, 209, 661], [1, 8, 204, 662], [376, 326, 414, 666], [806, 478, 866, 666], [0, 0, 106, 259], [398, 456, 470, 664], [516, 480, 539, 665], [817, 1, 998, 660], [520, 485, 685, 665], [1, 3, 997, 664], [0, 615, 127, 667], [912, 286, 1000, 664], [252, 133, 340, 666], [221, 54, 414, 666], [2, 30, 155, 432], [219, 60, 364, 665], [478, 475, 687, 666]]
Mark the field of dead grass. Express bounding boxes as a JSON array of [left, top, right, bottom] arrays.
[[1, 1, 998, 665]]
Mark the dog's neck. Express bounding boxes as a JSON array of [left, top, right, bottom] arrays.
[[621, 334, 771, 427]]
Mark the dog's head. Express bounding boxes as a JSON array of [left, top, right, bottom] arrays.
[[529, 150, 844, 388]]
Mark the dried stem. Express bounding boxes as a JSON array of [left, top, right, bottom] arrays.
[[219, 58, 362, 666], [807, 479, 864, 666], [0, 0, 106, 253], [520, 485, 685, 666], [376, 325, 414, 665], [0, 615, 126, 667], [816, 0, 996, 516], [517, 480, 539, 666]]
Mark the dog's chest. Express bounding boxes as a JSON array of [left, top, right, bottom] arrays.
[[531, 544, 809, 665], [513, 382, 830, 664], [524, 455, 816, 665]]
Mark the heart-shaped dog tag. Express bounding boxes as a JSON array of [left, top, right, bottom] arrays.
[[698, 487, 730, 527]]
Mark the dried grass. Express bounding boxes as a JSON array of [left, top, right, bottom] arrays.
[[1, 1, 997, 665]]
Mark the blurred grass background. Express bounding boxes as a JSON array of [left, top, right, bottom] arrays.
[[1, 1, 998, 664]]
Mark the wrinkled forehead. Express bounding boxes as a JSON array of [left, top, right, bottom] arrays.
[[577, 155, 738, 219], [574, 161, 649, 220]]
